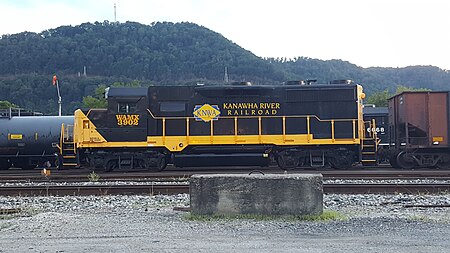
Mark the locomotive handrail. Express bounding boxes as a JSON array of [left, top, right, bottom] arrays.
[[58, 123, 64, 154], [363, 119, 379, 140], [85, 108, 107, 117], [146, 109, 357, 122], [147, 109, 361, 143]]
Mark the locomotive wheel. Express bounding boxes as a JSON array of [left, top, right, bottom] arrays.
[[105, 160, 118, 172], [0, 159, 12, 170], [436, 154, 450, 169], [396, 151, 416, 169], [276, 153, 299, 170], [149, 156, 168, 172], [330, 156, 352, 170]]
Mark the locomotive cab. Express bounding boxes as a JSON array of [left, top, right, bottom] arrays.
[[105, 87, 148, 142]]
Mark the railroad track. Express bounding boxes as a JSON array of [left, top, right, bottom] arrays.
[[1, 167, 450, 182], [1, 183, 449, 196]]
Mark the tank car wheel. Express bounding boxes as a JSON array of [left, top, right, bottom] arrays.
[[0, 159, 12, 170], [436, 154, 450, 169], [54, 156, 64, 169], [276, 153, 299, 170], [396, 151, 416, 169], [14, 161, 37, 170]]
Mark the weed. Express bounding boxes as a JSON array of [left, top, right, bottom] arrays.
[[184, 210, 346, 222], [88, 171, 101, 182]]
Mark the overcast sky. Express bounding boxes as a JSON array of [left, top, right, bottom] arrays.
[[1, 0, 450, 70]]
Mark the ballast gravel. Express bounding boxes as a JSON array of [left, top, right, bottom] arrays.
[[1, 193, 450, 253]]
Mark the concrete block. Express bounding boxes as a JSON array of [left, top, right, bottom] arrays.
[[190, 174, 323, 216]]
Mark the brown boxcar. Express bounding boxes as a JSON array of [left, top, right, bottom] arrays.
[[388, 91, 450, 169]]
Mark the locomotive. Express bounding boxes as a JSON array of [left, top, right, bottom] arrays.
[[66, 81, 377, 171], [0, 108, 73, 169]]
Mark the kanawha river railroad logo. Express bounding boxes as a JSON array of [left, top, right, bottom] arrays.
[[223, 102, 280, 116], [193, 104, 221, 122]]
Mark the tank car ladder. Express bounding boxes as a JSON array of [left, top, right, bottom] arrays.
[[361, 119, 379, 166], [59, 123, 77, 168]]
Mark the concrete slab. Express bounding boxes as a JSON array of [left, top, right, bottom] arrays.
[[190, 173, 323, 216]]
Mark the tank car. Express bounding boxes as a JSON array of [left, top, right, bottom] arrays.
[[0, 114, 74, 169], [388, 91, 450, 169], [71, 81, 376, 171]]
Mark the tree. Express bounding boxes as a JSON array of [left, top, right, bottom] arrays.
[[0, 100, 18, 109], [81, 81, 144, 108], [365, 85, 432, 107], [395, 85, 431, 94], [365, 89, 390, 107], [82, 85, 107, 108]]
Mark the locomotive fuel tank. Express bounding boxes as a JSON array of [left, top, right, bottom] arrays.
[[0, 116, 74, 169]]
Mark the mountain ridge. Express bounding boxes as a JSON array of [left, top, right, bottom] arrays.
[[1, 21, 449, 114]]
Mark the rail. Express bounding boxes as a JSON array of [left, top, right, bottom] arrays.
[[1, 182, 449, 196]]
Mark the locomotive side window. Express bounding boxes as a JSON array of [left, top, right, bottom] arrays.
[[160, 102, 186, 112], [117, 102, 137, 113]]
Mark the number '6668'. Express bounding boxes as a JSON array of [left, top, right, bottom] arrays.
[[366, 127, 384, 133]]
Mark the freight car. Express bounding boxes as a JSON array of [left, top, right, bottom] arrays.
[[363, 105, 389, 163], [388, 91, 450, 169], [65, 81, 377, 171], [0, 110, 74, 169]]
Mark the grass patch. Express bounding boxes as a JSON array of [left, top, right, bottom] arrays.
[[185, 210, 346, 222], [0, 207, 40, 221]]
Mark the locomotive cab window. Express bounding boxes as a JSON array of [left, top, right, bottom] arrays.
[[117, 102, 137, 113]]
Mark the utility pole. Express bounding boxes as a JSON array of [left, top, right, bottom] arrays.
[[52, 75, 62, 116]]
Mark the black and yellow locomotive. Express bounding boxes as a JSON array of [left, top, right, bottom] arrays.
[[69, 81, 375, 171]]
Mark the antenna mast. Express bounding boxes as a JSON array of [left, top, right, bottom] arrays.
[[114, 3, 117, 22]]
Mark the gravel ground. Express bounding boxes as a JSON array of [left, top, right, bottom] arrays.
[[1, 193, 450, 252]]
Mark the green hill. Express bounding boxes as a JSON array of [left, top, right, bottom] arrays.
[[1, 21, 449, 114]]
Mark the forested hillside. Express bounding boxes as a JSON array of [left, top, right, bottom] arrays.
[[1, 21, 449, 114]]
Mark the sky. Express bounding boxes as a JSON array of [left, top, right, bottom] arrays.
[[1, 0, 450, 70]]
